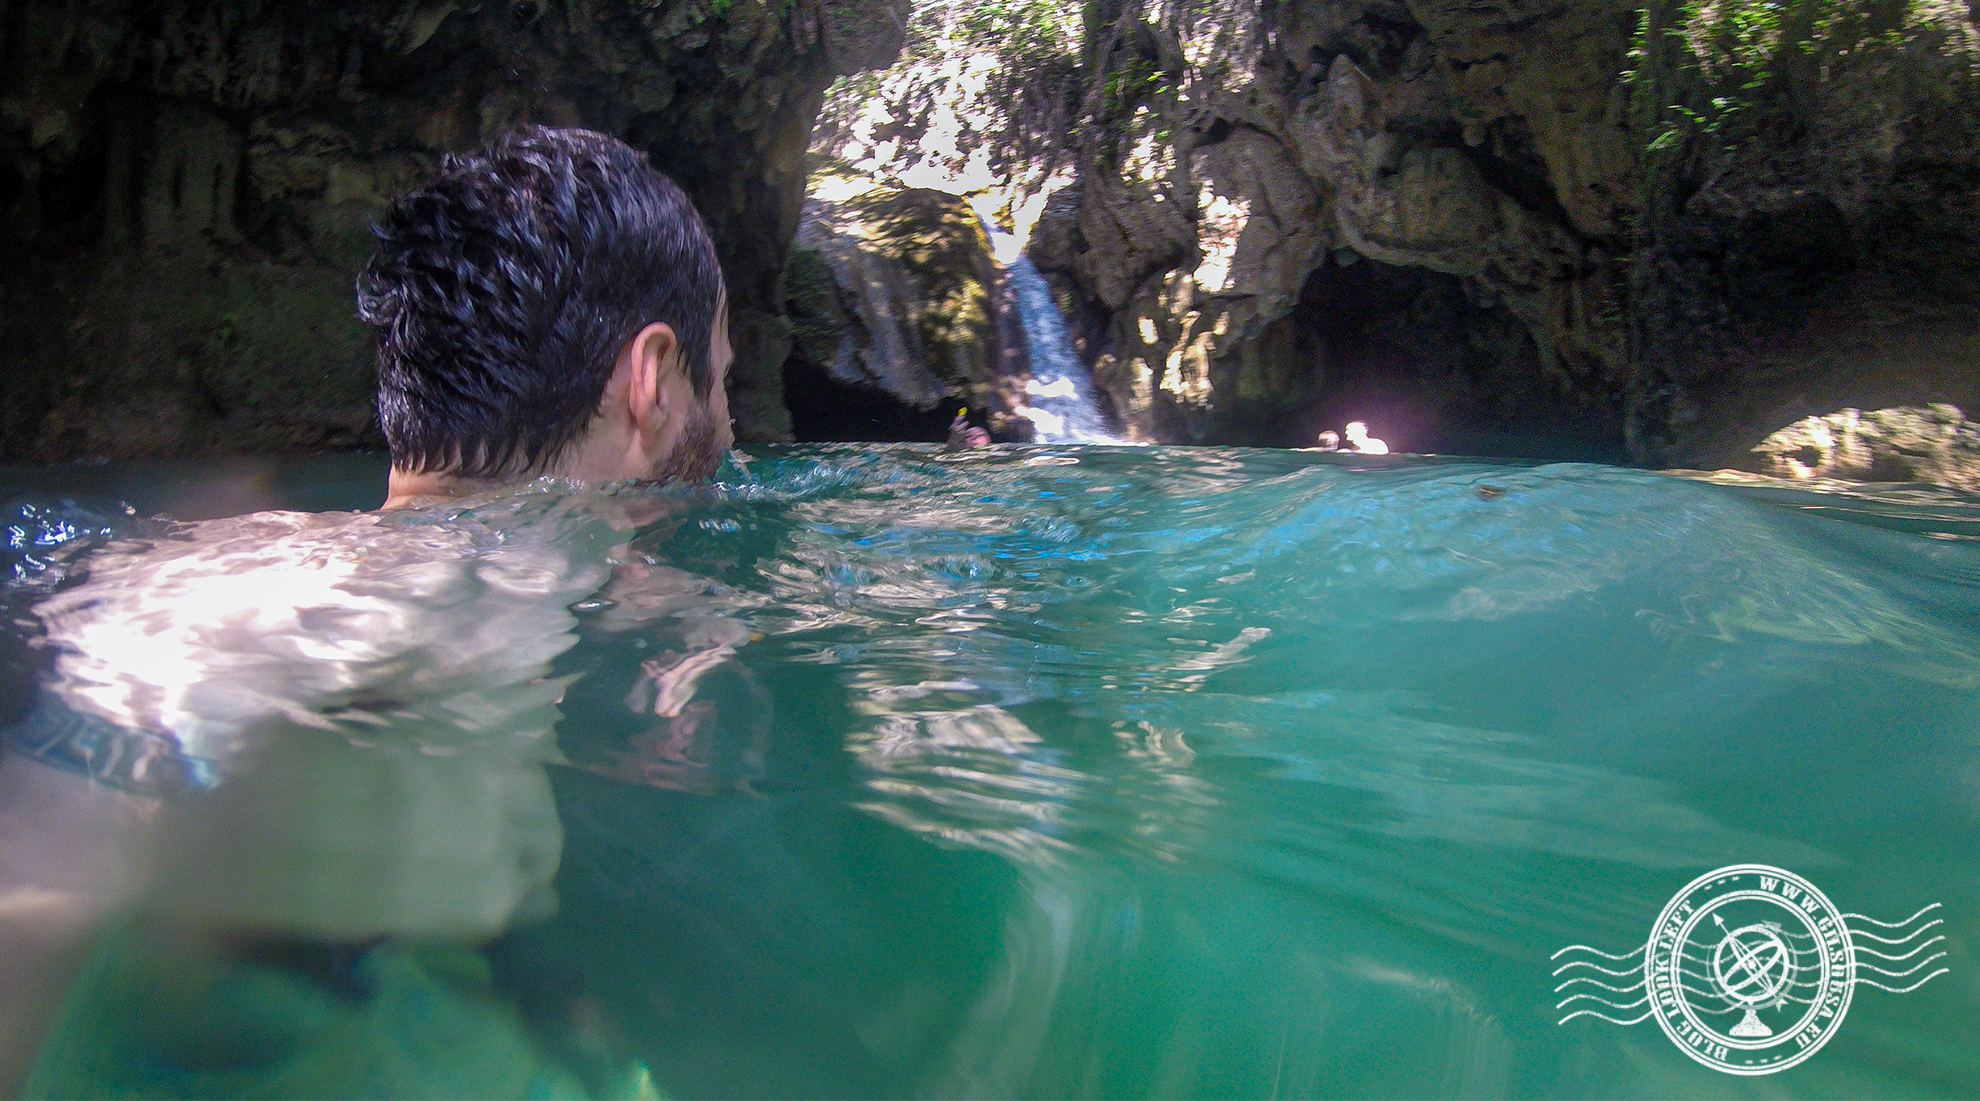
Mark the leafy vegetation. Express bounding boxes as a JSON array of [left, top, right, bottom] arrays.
[[1093, 53, 1172, 164], [1100, 55, 1165, 118], [949, 0, 1082, 70], [813, 0, 1085, 190], [1626, 0, 1979, 227]]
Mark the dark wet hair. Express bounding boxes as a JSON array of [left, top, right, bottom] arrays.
[[357, 126, 724, 477]]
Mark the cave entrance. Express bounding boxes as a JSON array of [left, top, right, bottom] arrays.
[[1284, 253, 1628, 463], [781, 356, 959, 443]]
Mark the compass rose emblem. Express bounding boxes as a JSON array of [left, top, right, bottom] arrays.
[[1552, 865, 1948, 1075]]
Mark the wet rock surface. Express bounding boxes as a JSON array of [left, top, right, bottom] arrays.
[[0, 0, 909, 462], [1753, 405, 1980, 489], [784, 176, 1012, 441]]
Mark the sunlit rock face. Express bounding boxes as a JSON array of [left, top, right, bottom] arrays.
[[1026, 0, 1980, 465], [0, 0, 909, 461], [1752, 405, 1980, 488], [784, 176, 1019, 440], [1025, 0, 1635, 452]]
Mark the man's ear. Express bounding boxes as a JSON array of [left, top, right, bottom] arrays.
[[623, 321, 680, 436]]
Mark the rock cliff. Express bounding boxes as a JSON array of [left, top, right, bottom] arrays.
[[8, 0, 1976, 469], [784, 173, 1019, 440], [1016, 0, 1980, 463], [1752, 404, 1980, 488], [0, 0, 908, 462]]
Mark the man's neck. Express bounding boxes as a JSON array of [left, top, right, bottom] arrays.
[[382, 467, 517, 510], [384, 465, 677, 535]]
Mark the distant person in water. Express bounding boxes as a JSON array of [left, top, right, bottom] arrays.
[[947, 409, 992, 448], [1305, 423, 1388, 454], [1344, 421, 1389, 454]]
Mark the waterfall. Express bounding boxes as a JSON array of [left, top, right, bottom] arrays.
[[980, 221, 1122, 444]]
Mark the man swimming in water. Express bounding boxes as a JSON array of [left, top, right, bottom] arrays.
[[4, 126, 744, 1099], [365, 126, 736, 505], [947, 409, 992, 448]]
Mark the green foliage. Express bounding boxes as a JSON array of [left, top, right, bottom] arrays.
[[1100, 54, 1166, 117], [1625, 0, 1959, 227], [1089, 53, 1174, 166], [951, 0, 1082, 68], [816, 0, 1086, 187], [925, 0, 1086, 158]]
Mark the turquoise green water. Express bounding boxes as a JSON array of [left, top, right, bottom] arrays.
[[4, 445, 1978, 1098]]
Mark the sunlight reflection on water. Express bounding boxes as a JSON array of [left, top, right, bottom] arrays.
[[0, 445, 1977, 1098]]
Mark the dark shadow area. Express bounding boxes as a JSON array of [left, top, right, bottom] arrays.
[[1281, 254, 1629, 462], [0, 455, 391, 520], [782, 359, 959, 443]]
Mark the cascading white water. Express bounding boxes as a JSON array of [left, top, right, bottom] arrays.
[[980, 221, 1123, 444]]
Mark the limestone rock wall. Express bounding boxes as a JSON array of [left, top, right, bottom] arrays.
[[791, 181, 998, 404], [1626, 0, 1980, 467], [1751, 404, 1980, 488], [0, 0, 909, 462], [1026, 0, 1980, 464]]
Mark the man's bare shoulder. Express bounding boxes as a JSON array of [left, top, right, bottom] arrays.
[[31, 490, 630, 756]]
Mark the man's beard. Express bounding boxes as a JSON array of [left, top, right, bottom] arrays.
[[647, 399, 729, 484]]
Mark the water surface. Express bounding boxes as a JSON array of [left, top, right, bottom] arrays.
[[3, 445, 1976, 1098]]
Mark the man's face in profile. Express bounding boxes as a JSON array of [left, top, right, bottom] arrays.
[[649, 301, 735, 485]]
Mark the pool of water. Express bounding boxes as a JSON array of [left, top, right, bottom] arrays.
[[2, 445, 1977, 1098]]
